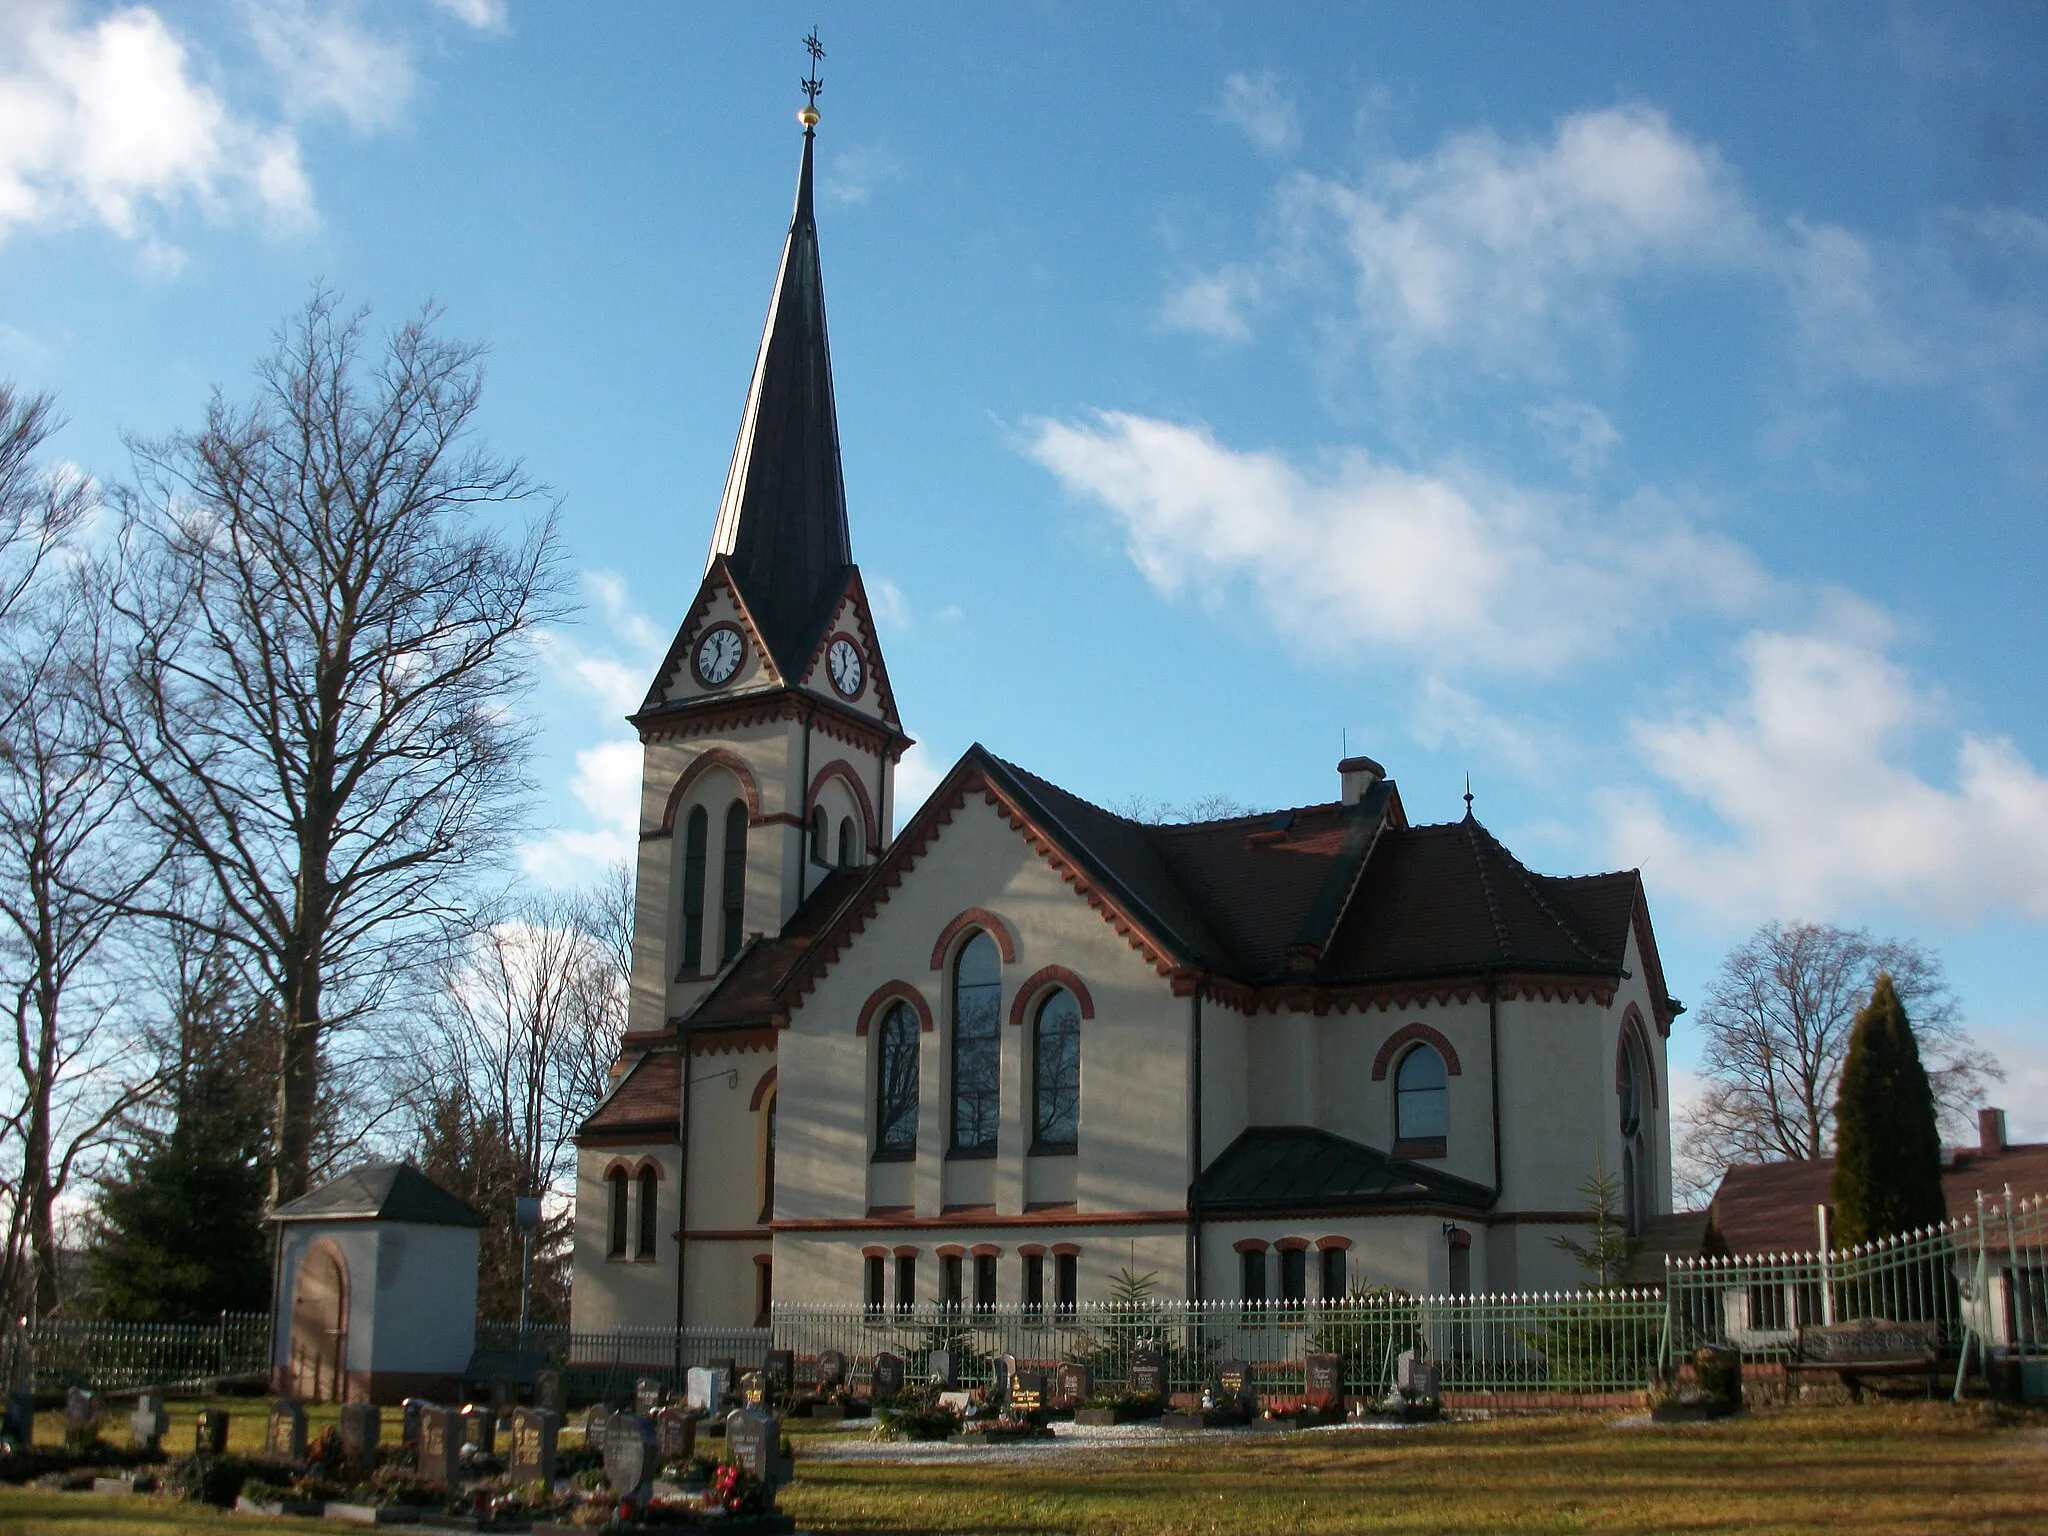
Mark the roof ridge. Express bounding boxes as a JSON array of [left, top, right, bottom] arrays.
[[1462, 817, 1515, 966], [1470, 819, 1611, 965]]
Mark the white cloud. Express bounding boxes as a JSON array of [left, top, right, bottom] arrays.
[[0, 1, 314, 246], [1972, 1025, 2048, 1144], [521, 739, 640, 886], [867, 576, 909, 631], [1160, 267, 1257, 342], [1528, 399, 1621, 476], [1027, 410, 1759, 674], [240, 0, 413, 134], [892, 742, 946, 835], [1409, 677, 1544, 775], [1608, 626, 2048, 924], [1219, 70, 1298, 156], [824, 142, 904, 207], [430, 0, 506, 30]]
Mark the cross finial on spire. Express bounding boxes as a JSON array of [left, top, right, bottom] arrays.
[[798, 27, 824, 128], [1463, 773, 1474, 816]]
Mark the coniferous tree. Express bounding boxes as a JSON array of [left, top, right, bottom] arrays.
[[1830, 972, 1948, 1247]]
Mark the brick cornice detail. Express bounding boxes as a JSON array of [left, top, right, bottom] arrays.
[[1314, 1236, 1354, 1252], [1371, 1021, 1464, 1081], [929, 906, 1018, 971], [770, 1208, 1187, 1233], [688, 1027, 778, 1055], [856, 980, 933, 1037], [807, 758, 879, 855], [635, 689, 911, 761], [1233, 1237, 1270, 1254], [1007, 965, 1095, 1029], [654, 746, 762, 836]]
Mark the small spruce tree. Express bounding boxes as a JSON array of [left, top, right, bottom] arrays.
[[1550, 1150, 1641, 1289], [1830, 972, 1947, 1246]]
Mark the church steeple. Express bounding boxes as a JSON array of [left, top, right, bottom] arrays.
[[703, 102, 852, 679]]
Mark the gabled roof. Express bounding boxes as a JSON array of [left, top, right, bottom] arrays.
[[580, 1049, 682, 1138], [269, 1163, 485, 1228], [1194, 1126, 1496, 1215], [681, 868, 867, 1033], [701, 123, 853, 681]]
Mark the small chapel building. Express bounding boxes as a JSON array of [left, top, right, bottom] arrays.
[[571, 110, 1681, 1333]]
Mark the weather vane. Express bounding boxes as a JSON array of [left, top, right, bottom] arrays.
[[1463, 772, 1474, 815], [799, 28, 824, 126]]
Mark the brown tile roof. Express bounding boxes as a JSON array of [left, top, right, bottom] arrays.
[[683, 868, 868, 1032], [1703, 1141, 2048, 1257], [580, 1049, 681, 1137]]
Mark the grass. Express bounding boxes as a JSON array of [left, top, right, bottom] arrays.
[[0, 1400, 2038, 1533]]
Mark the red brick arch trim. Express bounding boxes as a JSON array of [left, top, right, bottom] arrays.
[[602, 1157, 665, 1180], [1232, 1238, 1270, 1254], [1314, 1236, 1353, 1252], [892, 1245, 919, 1259], [751, 1252, 773, 1268], [934, 1244, 966, 1259], [861, 1245, 889, 1258], [1050, 1243, 1081, 1258], [749, 1067, 778, 1111], [970, 1243, 1001, 1258], [806, 760, 878, 854], [1007, 966, 1096, 1030], [1616, 1004, 1659, 1107], [657, 747, 762, 834], [1370, 1022, 1464, 1081], [1016, 1243, 1047, 1258], [929, 908, 1017, 971], [1274, 1236, 1311, 1253], [856, 981, 933, 1038]]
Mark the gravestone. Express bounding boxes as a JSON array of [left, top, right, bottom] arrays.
[[194, 1408, 229, 1456], [1304, 1352, 1344, 1414], [1129, 1347, 1165, 1398], [739, 1370, 766, 1409], [2, 1387, 32, 1446], [1054, 1361, 1092, 1409], [1693, 1343, 1741, 1410], [128, 1393, 168, 1454], [1395, 1350, 1439, 1402], [993, 1353, 1017, 1402], [534, 1369, 562, 1414], [63, 1387, 98, 1452], [871, 1351, 906, 1401], [762, 1349, 794, 1401], [582, 1405, 612, 1444], [634, 1376, 663, 1415], [1215, 1359, 1250, 1405], [264, 1398, 307, 1463], [655, 1405, 696, 1467], [725, 1409, 783, 1502], [709, 1359, 737, 1396], [602, 1412, 657, 1511], [400, 1397, 424, 1448], [416, 1404, 460, 1490], [459, 1400, 495, 1454], [685, 1366, 725, 1413], [1009, 1370, 1046, 1415], [338, 1401, 380, 1480], [927, 1348, 957, 1388], [817, 1349, 848, 1394], [508, 1406, 560, 1485]]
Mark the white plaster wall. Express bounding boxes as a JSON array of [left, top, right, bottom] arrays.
[[366, 1225, 480, 1373], [1199, 1004, 1248, 1167], [775, 1226, 1188, 1308], [271, 1223, 379, 1373], [1199, 1216, 1472, 1300], [1311, 1000, 1495, 1187], [568, 1142, 684, 1333]]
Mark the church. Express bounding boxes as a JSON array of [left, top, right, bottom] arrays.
[[570, 106, 1680, 1334]]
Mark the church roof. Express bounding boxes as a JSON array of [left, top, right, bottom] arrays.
[[1194, 1125, 1496, 1216], [269, 1162, 485, 1227], [701, 123, 853, 681], [682, 868, 868, 1032], [580, 1050, 682, 1138]]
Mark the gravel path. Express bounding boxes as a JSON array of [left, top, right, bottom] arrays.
[[797, 1417, 1429, 1466]]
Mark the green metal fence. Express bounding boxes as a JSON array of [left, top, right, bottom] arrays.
[[0, 1312, 271, 1394]]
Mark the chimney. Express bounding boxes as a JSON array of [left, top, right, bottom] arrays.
[[1979, 1107, 2007, 1156], [1338, 754, 1385, 806]]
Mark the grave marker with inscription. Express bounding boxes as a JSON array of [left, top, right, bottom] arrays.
[[128, 1393, 168, 1454], [459, 1400, 495, 1454], [1215, 1359, 1250, 1405], [416, 1405, 460, 1489], [763, 1349, 794, 1401], [1129, 1347, 1165, 1398], [871, 1352, 905, 1401], [1054, 1361, 1092, 1409], [338, 1402, 380, 1479], [993, 1354, 1017, 1402], [63, 1387, 98, 1452], [1009, 1370, 1046, 1415], [655, 1405, 697, 1467], [685, 1366, 725, 1413], [264, 1398, 307, 1464], [817, 1349, 847, 1393], [634, 1376, 663, 1415], [1304, 1352, 1344, 1414], [740, 1370, 765, 1409], [725, 1409, 784, 1502], [603, 1412, 657, 1511], [195, 1407, 229, 1456], [927, 1349, 957, 1388], [508, 1407, 560, 1485]]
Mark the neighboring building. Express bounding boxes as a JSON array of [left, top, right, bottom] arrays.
[[570, 114, 1683, 1333]]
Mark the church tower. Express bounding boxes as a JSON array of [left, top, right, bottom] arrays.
[[625, 101, 910, 1035]]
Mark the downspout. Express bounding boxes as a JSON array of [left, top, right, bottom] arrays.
[[673, 1038, 694, 1366], [1187, 975, 1205, 1301], [1487, 974, 1503, 1199], [798, 706, 813, 893]]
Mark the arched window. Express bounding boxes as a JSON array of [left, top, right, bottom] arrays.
[[1031, 988, 1080, 1152], [809, 805, 829, 865], [681, 806, 708, 973], [719, 800, 748, 965], [837, 816, 856, 868], [759, 1092, 777, 1223], [606, 1168, 629, 1257], [1395, 1044, 1448, 1154], [1619, 1031, 1648, 1237], [636, 1166, 659, 1259], [874, 1002, 920, 1159], [950, 931, 1001, 1155]]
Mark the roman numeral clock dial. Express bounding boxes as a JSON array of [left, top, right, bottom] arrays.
[[827, 636, 864, 699], [693, 623, 745, 687]]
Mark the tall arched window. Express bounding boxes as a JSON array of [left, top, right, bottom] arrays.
[[950, 932, 1001, 1155], [1031, 988, 1080, 1152], [809, 806, 829, 864], [874, 1002, 920, 1159], [720, 800, 748, 965], [681, 806, 708, 973], [607, 1168, 629, 1257], [837, 817, 856, 867], [759, 1092, 777, 1223], [1395, 1044, 1448, 1154], [1619, 1031, 1648, 1237], [636, 1165, 659, 1259]]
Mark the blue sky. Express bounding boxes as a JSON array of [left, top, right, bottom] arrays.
[[3, 3, 2045, 1138]]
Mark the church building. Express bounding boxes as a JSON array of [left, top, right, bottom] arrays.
[[571, 107, 1681, 1333]]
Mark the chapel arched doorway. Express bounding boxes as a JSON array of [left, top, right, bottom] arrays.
[[289, 1241, 349, 1402]]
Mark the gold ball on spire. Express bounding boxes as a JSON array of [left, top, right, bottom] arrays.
[[798, 105, 820, 128]]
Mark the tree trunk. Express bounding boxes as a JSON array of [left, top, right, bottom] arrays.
[[271, 1021, 322, 1208]]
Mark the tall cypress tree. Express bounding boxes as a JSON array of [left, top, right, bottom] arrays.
[[1830, 972, 1948, 1247]]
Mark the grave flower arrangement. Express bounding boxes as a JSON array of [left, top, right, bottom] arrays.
[[1077, 1389, 1163, 1423], [871, 1382, 961, 1442]]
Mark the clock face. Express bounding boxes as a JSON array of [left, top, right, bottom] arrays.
[[826, 636, 864, 699], [694, 624, 745, 687]]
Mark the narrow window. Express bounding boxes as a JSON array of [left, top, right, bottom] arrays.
[[873, 1002, 920, 1160], [1448, 1240, 1470, 1297], [606, 1169, 629, 1257], [1279, 1247, 1306, 1309], [949, 932, 1001, 1154], [1054, 1252, 1078, 1315], [720, 801, 748, 964], [1320, 1246, 1347, 1300], [1394, 1044, 1448, 1154], [1240, 1249, 1266, 1307], [940, 1253, 963, 1311], [1619, 1032, 1649, 1237], [681, 807, 708, 972], [894, 1254, 916, 1315], [754, 1260, 772, 1327], [1023, 1254, 1044, 1315], [636, 1166, 659, 1259], [864, 1255, 885, 1316], [809, 805, 829, 864], [759, 1092, 776, 1223], [974, 1254, 997, 1312], [1031, 988, 1081, 1153], [837, 816, 856, 867]]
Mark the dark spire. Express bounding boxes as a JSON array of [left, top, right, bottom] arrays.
[[704, 98, 852, 677]]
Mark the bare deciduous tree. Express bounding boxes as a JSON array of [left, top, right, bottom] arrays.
[[101, 291, 571, 1204], [0, 384, 93, 629], [1677, 921, 2001, 1201]]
